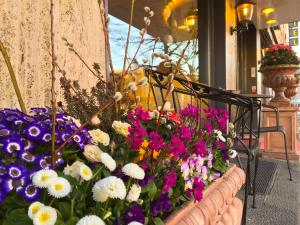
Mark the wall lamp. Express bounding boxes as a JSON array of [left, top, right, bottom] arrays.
[[230, 0, 256, 35]]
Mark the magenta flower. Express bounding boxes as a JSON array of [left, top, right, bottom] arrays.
[[127, 121, 147, 151], [163, 171, 177, 192], [148, 131, 164, 151], [177, 126, 192, 141], [194, 141, 206, 157], [193, 177, 205, 202], [169, 136, 187, 157]]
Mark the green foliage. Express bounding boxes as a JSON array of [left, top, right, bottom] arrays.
[[261, 48, 300, 68]]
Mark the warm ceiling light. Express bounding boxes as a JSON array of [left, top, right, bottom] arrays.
[[266, 19, 277, 25], [262, 7, 275, 17]]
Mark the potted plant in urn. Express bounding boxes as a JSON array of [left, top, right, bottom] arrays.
[[260, 44, 300, 106]]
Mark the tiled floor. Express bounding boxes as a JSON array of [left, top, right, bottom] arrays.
[[238, 159, 300, 225]]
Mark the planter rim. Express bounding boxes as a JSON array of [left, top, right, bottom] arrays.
[[259, 64, 300, 72]]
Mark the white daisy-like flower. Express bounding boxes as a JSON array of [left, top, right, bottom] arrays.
[[32, 169, 58, 188], [229, 149, 238, 159], [47, 177, 71, 198], [99, 152, 116, 172], [89, 129, 110, 146], [213, 130, 226, 142], [83, 145, 103, 163], [79, 164, 93, 181], [92, 176, 126, 202], [112, 121, 131, 137], [113, 92, 122, 102], [63, 161, 84, 180], [28, 201, 44, 220], [122, 163, 145, 180], [33, 206, 57, 225], [126, 184, 141, 202], [76, 215, 105, 225], [128, 222, 144, 225]]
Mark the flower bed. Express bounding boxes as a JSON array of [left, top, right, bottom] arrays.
[[0, 104, 238, 225]]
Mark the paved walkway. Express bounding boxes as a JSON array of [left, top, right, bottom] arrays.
[[238, 159, 300, 225]]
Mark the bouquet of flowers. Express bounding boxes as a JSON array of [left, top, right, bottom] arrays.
[[260, 44, 300, 69]]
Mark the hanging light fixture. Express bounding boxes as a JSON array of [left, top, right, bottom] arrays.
[[230, 0, 256, 35]]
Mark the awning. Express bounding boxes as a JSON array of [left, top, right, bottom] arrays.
[[255, 0, 300, 29]]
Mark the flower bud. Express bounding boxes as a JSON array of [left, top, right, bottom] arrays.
[[91, 115, 101, 125], [127, 82, 137, 91], [113, 92, 122, 102], [137, 77, 148, 86], [144, 6, 151, 13], [149, 11, 154, 17], [168, 73, 174, 82]]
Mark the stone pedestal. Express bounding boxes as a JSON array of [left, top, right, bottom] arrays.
[[263, 107, 300, 160]]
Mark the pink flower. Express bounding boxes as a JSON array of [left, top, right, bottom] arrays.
[[163, 171, 177, 192], [193, 177, 205, 202]]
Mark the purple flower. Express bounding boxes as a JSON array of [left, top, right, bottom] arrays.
[[194, 141, 206, 157], [123, 203, 145, 224], [0, 165, 7, 177], [7, 164, 25, 179], [193, 177, 205, 202], [24, 124, 43, 140], [20, 151, 36, 163], [2, 137, 25, 155], [128, 107, 150, 122], [148, 131, 164, 151], [41, 133, 52, 143], [151, 193, 171, 216], [127, 122, 147, 151], [20, 183, 41, 202], [204, 122, 213, 133], [139, 174, 154, 188]]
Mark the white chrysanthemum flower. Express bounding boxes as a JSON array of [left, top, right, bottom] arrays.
[[28, 201, 44, 220], [126, 184, 141, 202], [63, 161, 84, 180], [79, 164, 93, 181], [89, 129, 110, 146], [128, 222, 144, 225], [76, 215, 105, 225], [113, 92, 122, 102], [47, 177, 71, 198], [112, 121, 131, 137], [100, 152, 116, 172], [122, 163, 145, 180], [229, 149, 237, 158], [33, 206, 57, 225], [92, 176, 126, 202], [213, 130, 226, 142], [32, 169, 58, 188], [83, 145, 103, 163]]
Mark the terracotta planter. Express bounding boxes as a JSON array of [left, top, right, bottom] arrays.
[[260, 65, 300, 106], [284, 80, 299, 99], [165, 165, 245, 225]]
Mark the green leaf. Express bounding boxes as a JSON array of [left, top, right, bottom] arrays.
[[147, 181, 157, 200], [153, 217, 165, 225], [2, 209, 32, 225], [57, 202, 71, 220], [65, 217, 79, 225]]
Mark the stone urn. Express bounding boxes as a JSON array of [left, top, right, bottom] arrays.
[[260, 65, 300, 106], [284, 76, 299, 99], [165, 164, 245, 225]]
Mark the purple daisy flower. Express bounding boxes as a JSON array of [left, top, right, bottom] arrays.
[[0, 128, 11, 137], [73, 134, 83, 143], [0, 190, 8, 204], [0, 121, 9, 129], [20, 183, 41, 202], [3, 137, 25, 155], [37, 156, 51, 169], [3, 176, 27, 193], [20, 152, 36, 163], [14, 119, 24, 126], [24, 124, 43, 140], [24, 140, 35, 151], [41, 133, 51, 143], [7, 164, 24, 179]]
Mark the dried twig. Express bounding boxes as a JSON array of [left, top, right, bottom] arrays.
[[50, 0, 57, 168]]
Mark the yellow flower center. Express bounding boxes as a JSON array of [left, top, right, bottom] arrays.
[[39, 212, 50, 223], [41, 175, 49, 182], [54, 184, 63, 191], [82, 168, 90, 177], [32, 206, 41, 214]]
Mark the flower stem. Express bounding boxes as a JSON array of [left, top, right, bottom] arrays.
[[70, 199, 75, 217], [49, 198, 55, 206]]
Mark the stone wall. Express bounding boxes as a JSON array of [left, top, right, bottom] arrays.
[[0, 0, 106, 110]]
